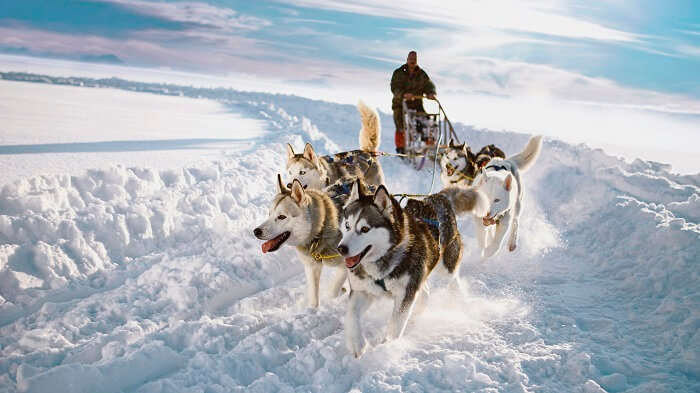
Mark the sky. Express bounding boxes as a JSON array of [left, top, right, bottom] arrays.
[[1, 0, 699, 172]]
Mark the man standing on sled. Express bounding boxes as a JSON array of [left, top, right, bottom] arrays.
[[390, 50, 437, 155]]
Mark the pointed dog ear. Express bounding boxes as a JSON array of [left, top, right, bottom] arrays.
[[462, 143, 469, 154], [346, 179, 361, 206], [373, 185, 394, 218], [286, 143, 295, 161], [277, 174, 289, 193], [291, 179, 307, 205], [449, 139, 455, 148], [504, 174, 513, 191], [303, 143, 319, 167]]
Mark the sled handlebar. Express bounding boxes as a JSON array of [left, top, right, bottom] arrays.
[[402, 94, 435, 102]]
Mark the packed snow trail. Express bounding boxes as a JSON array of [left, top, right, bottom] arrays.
[[0, 78, 698, 392]]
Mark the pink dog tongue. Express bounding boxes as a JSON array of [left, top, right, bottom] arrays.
[[261, 238, 279, 253], [261, 240, 274, 253], [345, 255, 361, 268]]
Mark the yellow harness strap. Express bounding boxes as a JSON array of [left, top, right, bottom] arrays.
[[309, 239, 341, 262], [445, 163, 474, 183]]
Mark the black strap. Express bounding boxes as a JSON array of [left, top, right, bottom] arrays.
[[486, 164, 508, 172]]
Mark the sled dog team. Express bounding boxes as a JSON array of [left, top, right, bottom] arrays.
[[254, 101, 543, 358]]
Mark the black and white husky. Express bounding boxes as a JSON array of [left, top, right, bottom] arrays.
[[440, 140, 505, 187], [286, 101, 385, 190], [473, 135, 543, 258], [337, 181, 488, 357]]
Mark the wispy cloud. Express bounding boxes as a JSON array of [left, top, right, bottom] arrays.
[[273, 0, 638, 42], [282, 17, 337, 25], [676, 44, 700, 57], [98, 0, 271, 31], [679, 30, 700, 37]]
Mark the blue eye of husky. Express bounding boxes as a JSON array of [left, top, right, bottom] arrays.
[[360, 226, 370, 233], [277, 215, 287, 220]]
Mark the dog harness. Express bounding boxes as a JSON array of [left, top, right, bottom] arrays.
[[308, 238, 341, 262], [420, 217, 440, 229], [484, 164, 508, 172], [444, 162, 475, 184], [322, 150, 377, 187]]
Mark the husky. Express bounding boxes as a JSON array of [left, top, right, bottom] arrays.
[[337, 181, 488, 357], [440, 140, 505, 187], [473, 135, 543, 258], [253, 175, 347, 308], [286, 101, 385, 190]]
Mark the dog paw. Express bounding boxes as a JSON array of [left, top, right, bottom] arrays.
[[305, 300, 320, 309], [305, 295, 320, 308], [347, 337, 368, 358]]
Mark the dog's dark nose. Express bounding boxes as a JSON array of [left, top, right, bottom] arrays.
[[253, 228, 263, 238], [338, 244, 348, 256]]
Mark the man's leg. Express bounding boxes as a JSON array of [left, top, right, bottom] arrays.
[[393, 108, 405, 155]]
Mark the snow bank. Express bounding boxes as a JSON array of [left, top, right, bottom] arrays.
[[0, 148, 300, 323]]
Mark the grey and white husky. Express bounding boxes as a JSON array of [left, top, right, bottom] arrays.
[[440, 140, 505, 187], [473, 135, 542, 258], [337, 181, 488, 357], [286, 101, 385, 190], [253, 175, 347, 308]]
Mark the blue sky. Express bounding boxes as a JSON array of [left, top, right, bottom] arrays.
[[1, 0, 700, 170], [2, 1, 699, 98]]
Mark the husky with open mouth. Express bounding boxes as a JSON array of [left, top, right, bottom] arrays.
[[472, 135, 543, 258], [253, 175, 346, 308], [337, 181, 488, 358], [440, 140, 505, 187], [286, 100, 385, 190]]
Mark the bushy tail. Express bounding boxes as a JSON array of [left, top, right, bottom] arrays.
[[509, 135, 542, 173], [439, 186, 489, 218], [358, 100, 381, 152]]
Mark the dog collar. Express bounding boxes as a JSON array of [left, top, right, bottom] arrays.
[[485, 164, 508, 172]]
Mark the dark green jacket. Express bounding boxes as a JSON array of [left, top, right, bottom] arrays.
[[390, 64, 436, 109]]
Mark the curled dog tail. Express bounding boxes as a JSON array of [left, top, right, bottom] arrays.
[[358, 100, 381, 152], [439, 186, 489, 218], [509, 135, 542, 173]]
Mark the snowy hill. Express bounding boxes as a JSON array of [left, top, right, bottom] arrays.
[[0, 76, 698, 393]]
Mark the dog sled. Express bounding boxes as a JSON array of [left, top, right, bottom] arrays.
[[401, 95, 460, 170]]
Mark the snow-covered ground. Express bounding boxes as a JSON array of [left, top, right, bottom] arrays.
[[0, 80, 266, 184], [0, 77, 698, 393]]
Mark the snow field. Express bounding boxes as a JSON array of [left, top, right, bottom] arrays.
[[0, 80, 267, 183], [0, 81, 698, 392]]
